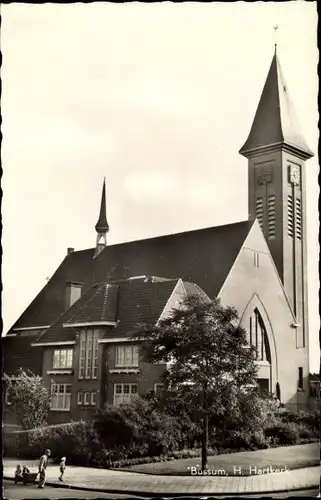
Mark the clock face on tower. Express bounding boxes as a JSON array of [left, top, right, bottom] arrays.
[[289, 165, 300, 185]]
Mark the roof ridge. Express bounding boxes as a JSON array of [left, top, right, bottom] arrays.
[[93, 220, 250, 257]]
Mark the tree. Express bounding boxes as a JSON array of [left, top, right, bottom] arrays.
[[135, 295, 258, 471], [4, 368, 51, 430]]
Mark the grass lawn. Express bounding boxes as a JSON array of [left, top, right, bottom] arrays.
[[124, 442, 320, 476]]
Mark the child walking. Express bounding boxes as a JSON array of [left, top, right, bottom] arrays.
[[59, 457, 66, 482], [14, 465, 22, 484]]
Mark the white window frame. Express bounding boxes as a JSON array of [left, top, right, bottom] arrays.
[[50, 383, 72, 411], [154, 383, 164, 394], [85, 330, 93, 379], [113, 383, 138, 406], [53, 349, 73, 369], [79, 330, 99, 380], [91, 392, 97, 406], [92, 331, 99, 379], [84, 391, 90, 406], [115, 345, 139, 368], [79, 332, 86, 379], [77, 391, 83, 405]]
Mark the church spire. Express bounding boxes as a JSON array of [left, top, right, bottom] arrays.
[[94, 178, 109, 257], [239, 50, 314, 160]]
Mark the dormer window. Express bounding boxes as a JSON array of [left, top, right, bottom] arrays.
[[65, 282, 83, 309]]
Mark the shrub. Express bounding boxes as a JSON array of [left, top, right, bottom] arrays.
[[223, 394, 280, 432], [297, 410, 320, 433], [93, 397, 181, 460], [264, 422, 300, 445]]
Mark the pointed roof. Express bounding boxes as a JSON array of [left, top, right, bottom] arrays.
[[8, 220, 254, 331], [240, 49, 313, 159], [95, 179, 109, 234]]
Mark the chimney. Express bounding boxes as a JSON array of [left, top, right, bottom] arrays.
[[67, 247, 74, 255]]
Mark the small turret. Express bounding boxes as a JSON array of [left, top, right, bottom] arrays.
[[94, 178, 109, 258]]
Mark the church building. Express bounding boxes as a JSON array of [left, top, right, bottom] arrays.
[[3, 48, 314, 424]]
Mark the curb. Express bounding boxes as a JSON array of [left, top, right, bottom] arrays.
[[4, 476, 319, 497]]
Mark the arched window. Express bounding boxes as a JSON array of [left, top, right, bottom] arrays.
[[249, 309, 271, 362]]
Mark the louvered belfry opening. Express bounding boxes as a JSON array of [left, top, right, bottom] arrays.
[[287, 194, 294, 238], [296, 198, 302, 240], [267, 194, 276, 238], [256, 197, 264, 228]]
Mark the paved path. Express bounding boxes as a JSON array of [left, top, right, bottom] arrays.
[[3, 458, 320, 495], [3, 481, 319, 500], [127, 443, 320, 475]]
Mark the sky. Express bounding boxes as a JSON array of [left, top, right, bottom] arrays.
[[1, 2, 319, 371]]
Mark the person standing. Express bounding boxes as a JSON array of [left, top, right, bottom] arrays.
[[58, 457, 66, 482], [38, 449, 51, 488]]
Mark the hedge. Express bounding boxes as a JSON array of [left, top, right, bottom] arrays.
[[4, 407, 319, 468], [4, 421, 99, 464]]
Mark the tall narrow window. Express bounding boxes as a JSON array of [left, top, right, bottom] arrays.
[[298, 367, 304, 390], [77, 392, 83, 405], [267, 194, 276, 238], [79, 333, 86, 379], [85, 330, 93, 379], [79, 329, 99, 380], [84, 392, 90, 406], [296, 198, 302, 240], [91, 392, 97, 406], [249, 310, 270, 362], [92, 331, 99, 379], [255, 198, 264, 228], [287, 195, 294, 238]]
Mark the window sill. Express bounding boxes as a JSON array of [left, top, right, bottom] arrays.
[[47, 370, 73, 375], [50, 408, 71, 412], [110, 369, 140, 374], [255, 360, 271, 366]]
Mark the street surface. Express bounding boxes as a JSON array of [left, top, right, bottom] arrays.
[[3, 480, 319, 499], [3, 480, 146, 499]]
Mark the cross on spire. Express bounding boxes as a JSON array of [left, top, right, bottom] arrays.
[[273, 25, 278, 52]]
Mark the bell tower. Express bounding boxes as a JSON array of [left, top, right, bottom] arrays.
[[239, 47, 314, 349]]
